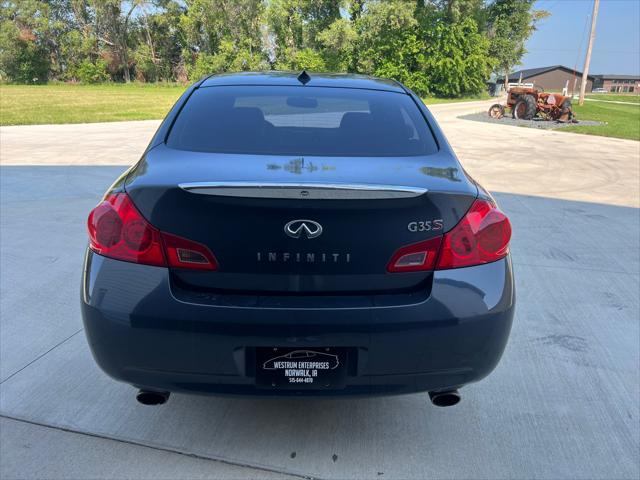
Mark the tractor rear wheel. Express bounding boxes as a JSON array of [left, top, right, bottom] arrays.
[[512, 94, 537, 120], [560, 98, 573, 122]]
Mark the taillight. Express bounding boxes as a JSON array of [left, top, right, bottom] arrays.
[[88, 193, 165, 266], [87, 193, 218, 270], [386, 199, 511, 273], [436, 199, 511, 269], [387, 236, 443, 272]]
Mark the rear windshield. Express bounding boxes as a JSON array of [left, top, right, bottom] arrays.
[[167, 86, 438, 156]]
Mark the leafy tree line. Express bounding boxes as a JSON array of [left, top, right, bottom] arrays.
[[0, 0, 547, 97]]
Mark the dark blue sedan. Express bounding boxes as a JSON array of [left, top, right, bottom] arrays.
[[81, 72, 514, 407]]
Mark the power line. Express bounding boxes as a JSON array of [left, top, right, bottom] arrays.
[[574, 7, 591, 69]]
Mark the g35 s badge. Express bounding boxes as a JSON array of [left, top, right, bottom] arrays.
[[408, 219, 444, 233]]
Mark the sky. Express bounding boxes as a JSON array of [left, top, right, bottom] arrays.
[[521, 0, 640, 75]]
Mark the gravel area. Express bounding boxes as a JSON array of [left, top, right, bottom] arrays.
[[460, 111, 603, 130]]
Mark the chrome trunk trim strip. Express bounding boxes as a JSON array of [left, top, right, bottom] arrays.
[[178, 182, 427, 199]]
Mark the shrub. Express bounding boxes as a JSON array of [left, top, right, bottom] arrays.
[[73, 60, 110, 84], [186, 52, 228, 80], [284, 48, 326, 72], [187, 40, 269, 80]]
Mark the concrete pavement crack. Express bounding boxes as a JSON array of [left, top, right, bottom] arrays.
[[0, 328, 84, 385], [0, 414, 317, 480]]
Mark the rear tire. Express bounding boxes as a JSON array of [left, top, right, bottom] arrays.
[[512, 95, 537, 120], [558, 98, 573, 123]]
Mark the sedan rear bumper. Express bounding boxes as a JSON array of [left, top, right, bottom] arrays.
[[81, 250, 515, 396]]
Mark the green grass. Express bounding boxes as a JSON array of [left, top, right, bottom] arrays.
[[585, 94, 640, 104], [563, 99, 640, 141], [0, 83, 187, 126], [0, 83, 492, 126]]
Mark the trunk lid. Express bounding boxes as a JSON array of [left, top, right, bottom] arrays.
[[125, 145, 477, 293]]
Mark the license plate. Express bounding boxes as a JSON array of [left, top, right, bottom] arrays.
[[255, 347, 347, 389]]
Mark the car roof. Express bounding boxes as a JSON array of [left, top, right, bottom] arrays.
[[200, 71, 406, 93]]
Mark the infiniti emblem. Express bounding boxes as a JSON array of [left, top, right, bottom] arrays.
[[284, 219, 323, 239]]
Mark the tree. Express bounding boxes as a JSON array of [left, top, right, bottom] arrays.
[[317, 18, 356, 71], [266, 0, 340, 69], [355, 0, 425, 92], [486, 0, 549, 89], [420, 15, 494, 96], [88, 0, 147, 82], [60, 0, 100, 78], [132, 1, 186, 81], [181, 0, 267, 78], [0, 1, 51, 83]]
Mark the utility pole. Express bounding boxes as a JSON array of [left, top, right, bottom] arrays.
[[579, 0, 600, 105]]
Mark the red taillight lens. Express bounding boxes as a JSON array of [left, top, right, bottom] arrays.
[[387, 236, 443, 272], [436, 199, 511, 269], [386, 199, 511, 273], [88, 193, 165, 266], [162, 232, 218, 271], [88, 193, 218, 270]]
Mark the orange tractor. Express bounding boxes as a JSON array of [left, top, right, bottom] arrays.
[[489, 86, 576, 122]]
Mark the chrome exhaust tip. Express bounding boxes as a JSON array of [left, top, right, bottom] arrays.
[[429, 389, 461, 407], [136, 390, 170, 406]]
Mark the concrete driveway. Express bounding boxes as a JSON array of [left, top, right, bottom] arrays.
[[1, 102, 639, 479]]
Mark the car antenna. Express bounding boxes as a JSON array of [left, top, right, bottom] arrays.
[[297, 70, 311, 85]]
